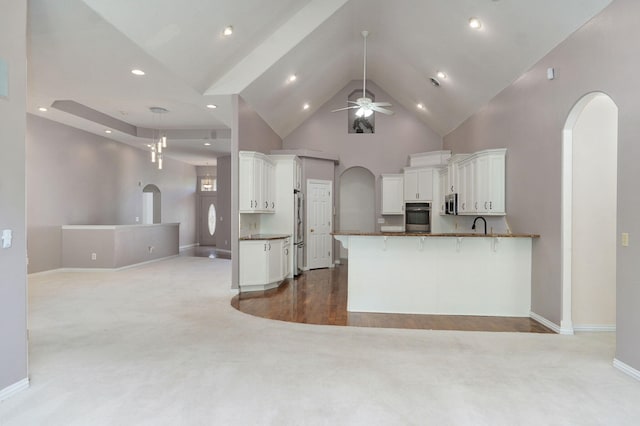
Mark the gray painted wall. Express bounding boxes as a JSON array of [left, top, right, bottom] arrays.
[[0, 0, 28, 394], [443, 0, 639, 370], [283, 80, 443, 233], [27, 115, 197, 273], [61, 224, 179, 268], [216, 156, 231, 251]]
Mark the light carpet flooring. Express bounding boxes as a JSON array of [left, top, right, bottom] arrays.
[[1, 255, 639, 425]]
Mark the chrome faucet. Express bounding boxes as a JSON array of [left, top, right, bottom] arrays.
[[472, 216, 487, 235]]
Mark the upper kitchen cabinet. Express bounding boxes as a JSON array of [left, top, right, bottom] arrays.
[[446, 154, 471, 195], [403, 167, 433, 202], [458, 149, 506, 216], [438, 168, 448, 215], [239, 151, 275, 213], [381, 174, 404, 215]]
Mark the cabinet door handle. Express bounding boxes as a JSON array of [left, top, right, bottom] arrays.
[[490, 201, 493, 210], [451, 185, 454, 192], [285, 248, 289, 255], [272, 202, 275, 209], [475, 202, 478, 210], [265, 201, 268, 208], [485, 202, 488, 209], [416, 193, 419, 199], [264, 243, 267, 251], [268, 242, 271, 250]]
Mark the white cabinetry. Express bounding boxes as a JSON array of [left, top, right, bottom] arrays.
[[438, 168, 447, 215], [239, 151, 275, 213], [403, 167, 433, 201], [457, 149, 506, 216], [239, 237, 289, 291], [474, 150, 505, 215], [446, 154, 470, 195], [267, 238, 283, 284], [282, 237, 291, 278], [381, 174, 404, 215], [458, 158, 475, 214]]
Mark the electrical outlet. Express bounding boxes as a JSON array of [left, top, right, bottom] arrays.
[[622, 233, 629, 247], [91, 253, 97, 260], [135, 216, 140, 223], [148, 246, 154, 253]]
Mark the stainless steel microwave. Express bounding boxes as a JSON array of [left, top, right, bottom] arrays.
[[445, 193, 458, 215]]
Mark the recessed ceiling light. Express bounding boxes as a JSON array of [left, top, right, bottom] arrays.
[[303, 103, 310, 110], [436, 71, 447, 80], [417, 103, 425, 110], [288, 74, 297, 83], [104, 130, 112, 134], [468, 17, 482, 30], [38, 107, 48, 112], [204, 142, 212, 146], [206, 104, 218, 109], [223, 26, 233, 36], [131, 69, 145, 76]]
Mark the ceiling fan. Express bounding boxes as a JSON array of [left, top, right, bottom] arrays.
[[332, 30, 394, 117]]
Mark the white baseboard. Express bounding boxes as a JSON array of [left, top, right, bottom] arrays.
[[57, 255, 179, 273], [613, 358, 640, 381], [530, 311, 573, 334], [28, 268, 64, 277], [179, 243, 199, 251], [0, 378, 29, 402], [573, 324, 616, 332]]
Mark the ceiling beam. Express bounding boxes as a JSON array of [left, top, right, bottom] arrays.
[[204, 0, 349, 96]]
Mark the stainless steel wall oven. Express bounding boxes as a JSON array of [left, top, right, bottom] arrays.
[[405, 202, 431, 233]]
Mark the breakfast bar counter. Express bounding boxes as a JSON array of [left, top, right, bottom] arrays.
[[333, 232, 538, 317]]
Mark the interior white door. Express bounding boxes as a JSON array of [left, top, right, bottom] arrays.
[[142, 192, 154, 224], [306, 179, 333, 270]]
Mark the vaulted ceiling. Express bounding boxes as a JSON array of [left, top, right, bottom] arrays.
[[27, 0, 612, 165]]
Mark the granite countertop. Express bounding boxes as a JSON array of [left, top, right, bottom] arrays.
[[239, 234, 291, 241], [332, 231, 540, 238]]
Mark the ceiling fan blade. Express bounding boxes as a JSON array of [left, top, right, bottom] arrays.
[[331, 105, 360, 112], [371, 102, 392, 107], [370, 105, 394, 115]]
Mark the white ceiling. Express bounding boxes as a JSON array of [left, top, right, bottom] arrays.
[[27, 0, 612, 165]]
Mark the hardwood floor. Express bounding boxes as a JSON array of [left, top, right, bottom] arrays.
[[231, 264, 555, 333]]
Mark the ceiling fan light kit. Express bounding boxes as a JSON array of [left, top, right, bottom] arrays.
[[332, 30, 394, 117]]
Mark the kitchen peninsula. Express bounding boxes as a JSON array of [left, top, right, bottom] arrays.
[[333, 231, 539, 317]]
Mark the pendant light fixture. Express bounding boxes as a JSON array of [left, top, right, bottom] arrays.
[[149, 106, 169, 170]]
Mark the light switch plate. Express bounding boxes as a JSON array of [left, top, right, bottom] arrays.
[[622, 232, 629, 247], [1, 229, 12, 248]]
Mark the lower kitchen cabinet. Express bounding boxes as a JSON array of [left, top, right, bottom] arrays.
[[239, 238, 288, 291]]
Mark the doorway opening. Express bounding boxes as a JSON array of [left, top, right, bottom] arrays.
[[338, 167, 375, 260], [142, 184, 161, 224], [561, 92, 618, 334]]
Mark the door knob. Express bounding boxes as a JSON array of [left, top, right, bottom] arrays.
[[310, 229, 315, 232]]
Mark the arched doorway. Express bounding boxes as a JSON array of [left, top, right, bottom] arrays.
[[142, 184, 161, 224], [338, 166, 376, 259], [561, 92, 618, 334]]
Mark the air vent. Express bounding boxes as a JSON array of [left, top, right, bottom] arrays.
[[430, 77, 441, 87]]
